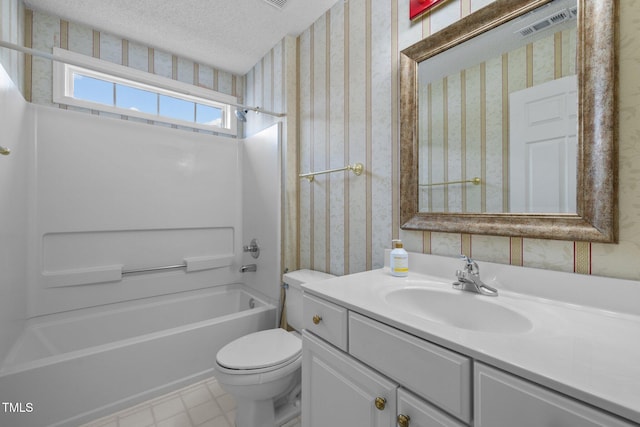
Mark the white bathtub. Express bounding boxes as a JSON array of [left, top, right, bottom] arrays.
[[0, 284, 276, 427]]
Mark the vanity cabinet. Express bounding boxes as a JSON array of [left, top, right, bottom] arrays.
[[302, 331, 463, 427], [349, 312, 471, 423], [302, 331, 397, 427], [302, 293, 638, 427], [474, 363, 634, 427]]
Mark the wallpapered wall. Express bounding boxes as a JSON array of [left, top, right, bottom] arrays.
[[24, 9, 245, 135], [247, 0, 640, 282], [15, 0, 640, 281]]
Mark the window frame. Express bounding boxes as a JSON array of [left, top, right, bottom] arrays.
[[52, 48, 238, 135]]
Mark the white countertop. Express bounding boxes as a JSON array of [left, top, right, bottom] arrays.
[[302, 253, 640, 425]]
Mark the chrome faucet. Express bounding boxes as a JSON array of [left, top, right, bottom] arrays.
[[240, 264, 257, 273], [243, 238, 260, 259], [452, 255, 498, 297]]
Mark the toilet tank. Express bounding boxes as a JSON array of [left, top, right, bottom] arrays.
[[283, 269, 335, 331]]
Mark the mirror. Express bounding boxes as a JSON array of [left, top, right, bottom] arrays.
[[400, 0, 617, 242], [418, 0, 577, 214]]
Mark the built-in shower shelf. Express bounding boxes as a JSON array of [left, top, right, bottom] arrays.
[[42, 254, 235, 288]]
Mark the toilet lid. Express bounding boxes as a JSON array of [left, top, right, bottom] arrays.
[[216, 329, 301, 370]]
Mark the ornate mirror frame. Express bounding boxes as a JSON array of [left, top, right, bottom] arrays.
[[400, 0, 618, 242]]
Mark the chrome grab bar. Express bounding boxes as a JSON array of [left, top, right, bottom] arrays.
[[122, 264, 186, 275]]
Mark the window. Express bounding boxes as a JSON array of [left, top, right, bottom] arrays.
[[53, 48, 237, 135]]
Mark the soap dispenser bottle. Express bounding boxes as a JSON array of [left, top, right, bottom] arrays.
[[390, 239, 408, 277]]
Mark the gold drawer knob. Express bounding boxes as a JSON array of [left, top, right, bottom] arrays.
[[312, 315, 322, 325], [374, 397, 386, 411], [397, 414, 410, 427]]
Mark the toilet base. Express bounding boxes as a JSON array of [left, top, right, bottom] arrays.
[[274, 392, 301, 426], [236, 398, 275, 427], [233, 385, 301, 427]]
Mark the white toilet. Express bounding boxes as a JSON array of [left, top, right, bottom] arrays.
[[214, 269, 335, 427]]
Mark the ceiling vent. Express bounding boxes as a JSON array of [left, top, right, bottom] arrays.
[[515, 8, 575, 38], [263, 0, 288, 9]]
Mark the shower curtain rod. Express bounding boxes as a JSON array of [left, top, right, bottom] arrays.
[[0, 40, 285, 118]]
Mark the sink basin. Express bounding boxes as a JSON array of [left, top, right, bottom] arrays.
[[384, 287, 533, 334]]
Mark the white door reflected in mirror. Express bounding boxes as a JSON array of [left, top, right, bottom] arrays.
[[509, 75, 577, 213]]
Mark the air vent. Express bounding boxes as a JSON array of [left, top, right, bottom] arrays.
[[519, 27, 535, 37], [515, 8, 575, 38], [263, 0, 288, 9], [549, 10, 569, 24]]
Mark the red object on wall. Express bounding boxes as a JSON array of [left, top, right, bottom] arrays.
[[410, 0, 447, 20]]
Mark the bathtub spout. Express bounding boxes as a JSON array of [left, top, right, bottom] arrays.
[[240, 264, 257, 273]]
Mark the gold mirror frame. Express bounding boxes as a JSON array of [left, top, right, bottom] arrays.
[[400, 0, 618, 242]]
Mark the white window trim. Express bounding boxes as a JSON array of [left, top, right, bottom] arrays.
[[52, 47, 238, 135]]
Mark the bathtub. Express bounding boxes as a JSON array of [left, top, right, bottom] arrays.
[[0, 284, 276, 427]]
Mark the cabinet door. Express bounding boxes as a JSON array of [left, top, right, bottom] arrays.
[[397, 388, 467, 427], [475, 363, 636, 427], [302, 331, 398, 427]]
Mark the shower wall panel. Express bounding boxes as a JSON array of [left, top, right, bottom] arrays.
[[0, 63, 30, 362], [240, 124, 282, 305], [29, 106, 243, 316]]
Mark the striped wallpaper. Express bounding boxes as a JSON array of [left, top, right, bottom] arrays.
[[419, 27, 577, 213], [24, 9, 245, 136], [247, 0, 640, 282], [17, 1, 640, 282]]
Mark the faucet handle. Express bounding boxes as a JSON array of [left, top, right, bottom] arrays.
[[459, 254, 472, 263], [458, 255, 479, 274]]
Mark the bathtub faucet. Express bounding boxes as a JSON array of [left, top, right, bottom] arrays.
[[240, 264, 257, 273]]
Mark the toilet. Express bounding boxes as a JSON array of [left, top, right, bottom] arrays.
[[214, 269, 335, 427]]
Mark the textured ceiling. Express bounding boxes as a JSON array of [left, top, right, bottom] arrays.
[[24, 0, 339, 75]]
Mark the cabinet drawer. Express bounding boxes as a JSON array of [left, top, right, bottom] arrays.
[[397, 388, 466, 427], [303, 294, 348, 351], [475, 363, 636, 427], [349, 312, 471, 423]]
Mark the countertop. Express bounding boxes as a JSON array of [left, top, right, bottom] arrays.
[[301, 254, 640, 425]]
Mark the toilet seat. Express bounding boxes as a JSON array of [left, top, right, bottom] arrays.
[[216, 329, 301, 375]]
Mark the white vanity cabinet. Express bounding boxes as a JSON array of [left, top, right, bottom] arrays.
[[302, 292, 639, 427], [302, 330, 464, 427], [349, 312, 471, 423], [302, 331, 398, 427], [474, 363, 635, 427], [302, 294, 471, 427]]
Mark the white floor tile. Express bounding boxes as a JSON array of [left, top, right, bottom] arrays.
[[197, 415, 231, 427], [79, 375, 303, 427], [152, 395, 186, 421], [118, 407, 155, 427], [224, 409, 236, 426], [81, 420, 118, 427], [206, 380, 226, 398], [188, 400, 222, 425], [182, 384, 213, 409], [156, 412, 193, 427], [215, 394, 236, 413]]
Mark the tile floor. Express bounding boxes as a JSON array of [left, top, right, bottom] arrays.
[[80, 376, 301, 427]]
